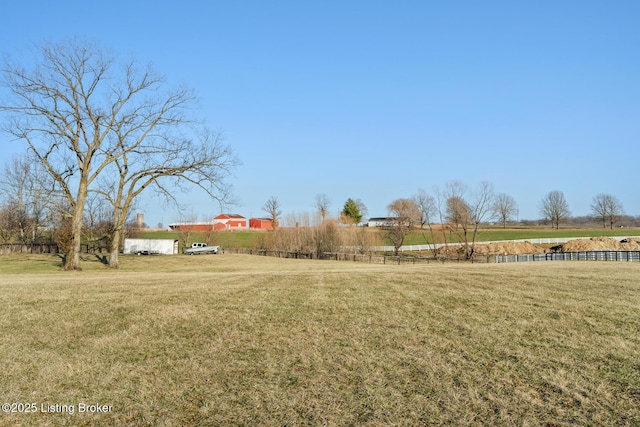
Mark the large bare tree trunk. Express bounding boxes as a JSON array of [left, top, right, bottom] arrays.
[[109, 227, 121, 269], [64, 182, 88, 270], [107, 196, 128, 268]]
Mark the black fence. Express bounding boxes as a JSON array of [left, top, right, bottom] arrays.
[[227, 248, 493, 265], [496, 251, 640, 263], [229, 247, 640, 265]]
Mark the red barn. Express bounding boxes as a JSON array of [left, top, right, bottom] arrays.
[[249, 218, 273, 230], [214, 214, 246, 230]]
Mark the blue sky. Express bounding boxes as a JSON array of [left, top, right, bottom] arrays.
[[1, 1, 638, 227]]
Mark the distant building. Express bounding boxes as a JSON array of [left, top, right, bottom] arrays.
[[249, 218, 273, 230], [213, 214, 247, 230], [367, 217, 400, 227], [136, 213, 145, 229], [167, 222, 215, 232]]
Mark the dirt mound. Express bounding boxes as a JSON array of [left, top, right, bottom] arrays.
[[432, 237, 640, 257], [436, 241, 546, 257], [555, 236, 640, 252], [620, 238, 640, 250], [474, 241, 546, 256]]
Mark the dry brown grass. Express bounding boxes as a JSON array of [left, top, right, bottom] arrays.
[[0, 254, 638, 426]]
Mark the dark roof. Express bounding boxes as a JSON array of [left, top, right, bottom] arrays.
[[216, 213, 246, 219]]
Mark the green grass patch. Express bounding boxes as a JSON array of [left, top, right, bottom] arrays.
[[400, 226, 640, 246], [0, 254, 638, 425]]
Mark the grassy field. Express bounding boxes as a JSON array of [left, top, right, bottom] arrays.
[[138, 226, 640, 249], [1, 254, 639, 426]]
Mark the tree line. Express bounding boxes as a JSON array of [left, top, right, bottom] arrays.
[[260, 184, 630, 259]]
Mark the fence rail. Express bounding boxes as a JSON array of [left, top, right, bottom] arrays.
[[227, 248, 492, 264], [0, 243, 60, 255], [496, 251, 640, 263]]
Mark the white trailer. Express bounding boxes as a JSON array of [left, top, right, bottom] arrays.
[[123, 238, 179, 255]]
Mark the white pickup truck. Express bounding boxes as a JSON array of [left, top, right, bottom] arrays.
[[183, 242, 220, 255]]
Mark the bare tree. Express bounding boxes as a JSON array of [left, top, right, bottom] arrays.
[[0, 206, 13, 242], [345, 225, 379, 255], [1, 39, 127, 269], [413, 188, 439, 257], [0, 157, 32, 243], [314, 219, 342, 254], [1, 38, 236, 270], [591, 193, 624, 229], [0, 154, 58, 243], [445, 180, 471, 235], [413, 188, 436, 229], [432, 185, 452, 255], [84, 191, 113, 250], [540, 190, 570, 229], [282, 211, 312, 228], [492, 193, 518, 228], [446, 196, 472, 230], [0, 200, 29, 243], [468, 181, 495, 256], [445, 180, 494, 259], [314, 193, 331, 224], [386, 198, 421, 255], [263, 196, 281, 230]]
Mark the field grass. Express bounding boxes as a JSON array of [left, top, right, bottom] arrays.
[[1, 254, 639, 426]]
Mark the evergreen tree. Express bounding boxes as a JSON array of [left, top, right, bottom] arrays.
[[341, 198, 362, 224]]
